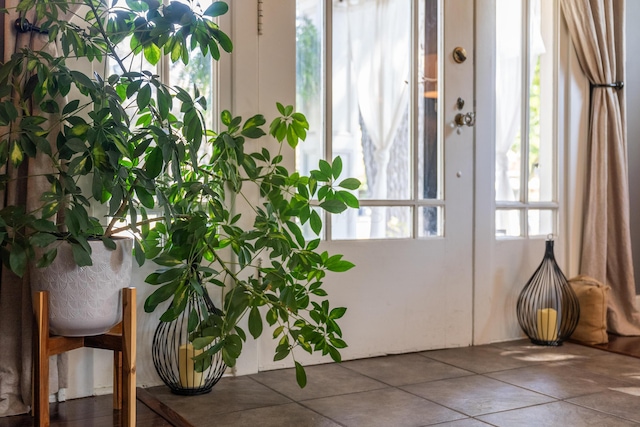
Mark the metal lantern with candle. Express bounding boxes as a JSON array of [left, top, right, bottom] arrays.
[[152, 289, 227, 395], [516, 236, 580, 345]]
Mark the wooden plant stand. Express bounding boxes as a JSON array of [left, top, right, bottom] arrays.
[[32, 287, 137, 427]]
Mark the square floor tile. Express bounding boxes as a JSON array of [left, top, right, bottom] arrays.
[[478, 400, 638, 426], [487, 363, 636, 399], [432, 420, 494, 427], [304, 387, 466, 427], [420, 345, 543, 373], [145, 375, 291, 422], [568, 389, 640, 423], [401, 375, 555, 416], [566, 353, 640, 382], [209, 403, 341, 427], [342, 353, 473, 386], [251, 363, 387, 401]]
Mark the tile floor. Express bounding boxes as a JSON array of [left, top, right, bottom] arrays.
[[145, 340, 640, 426]]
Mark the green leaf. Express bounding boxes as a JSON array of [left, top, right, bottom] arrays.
[[143, 43, 161, 65], [144, 280, 180, 313], [326, 260, 355, 273], [337, 191, 359, 209], [9, 244, 27, 277], [30, 233, 58, 247], [329, 307, 347, 320], [319, 160, 332, 178], [310, 210, 322, 235], [295, 362, 307, 388], [137, 84, 152, 110], [193, 336, 215, 350], [71, 243, 93, 267], [338, 178, 361, 190], [203, 1, 228, 17], [102, 237, 117, 250], [145, 146, 163, 178], [319, 199, 347, 214], [248, 306, 263, 339], [187, 308, 198, 333], [134, 238, 146, 266], [331, 156, 343, 179]]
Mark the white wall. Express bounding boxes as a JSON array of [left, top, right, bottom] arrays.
[[627, 1, 640, 294]]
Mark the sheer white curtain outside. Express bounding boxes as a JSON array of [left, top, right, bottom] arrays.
[[0, 0, 81, 416], [344, 0, 410, 238], [560, 0, 640, 335]]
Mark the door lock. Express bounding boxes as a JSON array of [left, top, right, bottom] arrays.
[[454, 112, 475, 127], [452, 112, 475, 134]]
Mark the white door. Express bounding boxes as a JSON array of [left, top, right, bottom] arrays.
[[224, 0, 564, 373], [250, 0, 476, 370]]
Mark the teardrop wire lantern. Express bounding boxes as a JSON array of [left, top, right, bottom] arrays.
[[516, 236, 580, 346], [152, 287, 227, 395]]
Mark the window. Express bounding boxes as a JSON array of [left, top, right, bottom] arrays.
[[107, 0, 217, 130], [296, 0, 442, 240], [495, 0, 557, 237]]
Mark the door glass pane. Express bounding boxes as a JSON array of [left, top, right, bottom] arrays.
[[418, 206, 441, 237], [296, 0, 324, 177], [495, 0, 523, 203], [496, 209, 521, 237], [528, 209, 554, 236], [528, 0, 554, 202], [333, 206, 411, 240], [333, 0, 412, 204], [418, 0, 440, 201]]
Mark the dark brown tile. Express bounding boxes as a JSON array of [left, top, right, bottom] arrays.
[[250, 363, 387, 401], [401, 375, 554, 416], [420, 343, 593, 374], [303, 387, 466, 427], [568, 389, 640, 423], [478, 400, 638, 426], [487, 363, 636, 399], [341, 353, 473, 386], [145, 375, 292, 424], [433, 420, 494, 427], [210, 403, 340, 427]]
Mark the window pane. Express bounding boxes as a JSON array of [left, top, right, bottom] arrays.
[[333, 206, 411, 240], [296, 0, 324, 177], [496, 209, 521, 237], [333, 0, 412, 202], [418, 0, 440, 201], [171, 55, 214, 130], [495, 0, 523, 202], [528, 0, 554, 203], [528, 209, 554, 237], [418, 206, 441, 237]]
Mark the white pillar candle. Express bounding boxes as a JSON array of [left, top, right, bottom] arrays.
[[178, 343, 204, 388]]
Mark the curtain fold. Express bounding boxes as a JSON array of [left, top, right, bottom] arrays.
[[0, 1, 80, 416], [561, 0, 640, 335]]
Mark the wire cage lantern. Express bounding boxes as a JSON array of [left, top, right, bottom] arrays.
[[152, 289, 227, 395], [516, 236, 580, 346]]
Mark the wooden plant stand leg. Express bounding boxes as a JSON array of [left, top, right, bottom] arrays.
[[33, 288, 137, 427]]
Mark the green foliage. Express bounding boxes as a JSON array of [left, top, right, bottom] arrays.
[[0, 0, 361, 388]]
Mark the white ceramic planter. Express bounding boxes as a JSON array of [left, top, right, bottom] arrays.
[[30, 238, 133, 337]]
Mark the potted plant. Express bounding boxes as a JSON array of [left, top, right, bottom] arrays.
[[0, 0, 359, 385]]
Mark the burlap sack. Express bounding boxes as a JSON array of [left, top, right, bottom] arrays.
[[569, 275, 610, 345]]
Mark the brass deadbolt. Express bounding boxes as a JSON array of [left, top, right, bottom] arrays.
[[453, 47, 467, 64]]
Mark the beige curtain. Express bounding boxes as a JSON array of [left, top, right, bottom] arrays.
[[0, 1, 80, 416], [561, 0, 640, 335]]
